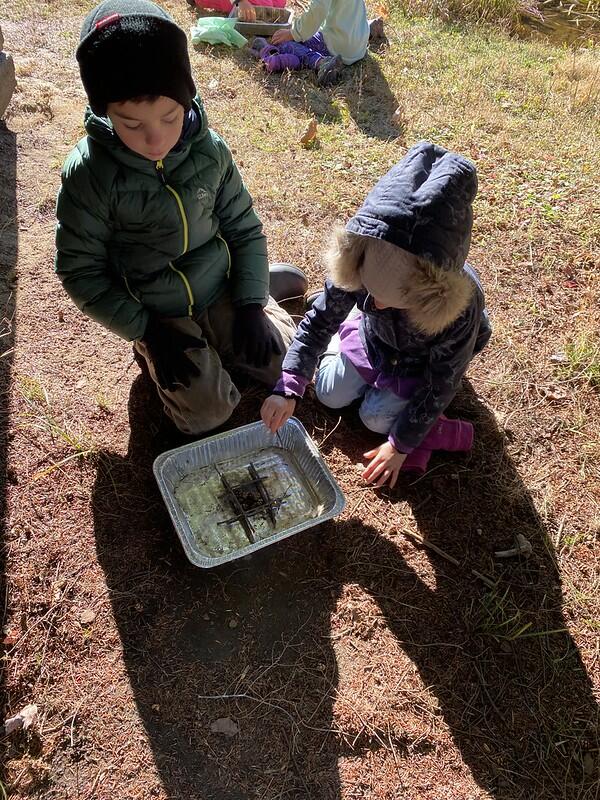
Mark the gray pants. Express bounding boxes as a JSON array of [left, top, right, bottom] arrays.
[[134, 293, 296, 435]]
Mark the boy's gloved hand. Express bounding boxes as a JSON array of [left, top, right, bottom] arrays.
[[233, 304, 282, 368], [141, 316, 205, 393]]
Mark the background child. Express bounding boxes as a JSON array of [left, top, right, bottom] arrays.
[[194, 0, 285, 22], [56, 0, 303, 436], [252, 0, 370, 86], [261, 141, 492, 487]]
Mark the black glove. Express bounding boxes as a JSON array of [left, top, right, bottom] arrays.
[[233, 304, 282, 368], [141, 316, 205, 393]]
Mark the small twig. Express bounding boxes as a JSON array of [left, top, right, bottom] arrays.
[[402, 529, 459, 565], [387, 723, 404, 786], [84, 766, 114, 800], [217, 468, 256, 543], [68, 710, 78, 749], [249, 462, 276, 526], [399, 529, 497, 589], [317, 415, 342, 448]]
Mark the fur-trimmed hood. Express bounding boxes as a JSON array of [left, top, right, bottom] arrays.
[[327, 141, 478, 335], [326, 228, 475, 336]]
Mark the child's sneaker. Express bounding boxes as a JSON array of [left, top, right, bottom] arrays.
[[369, 17, 385, 40], [249, 36, 270, 58], [316, 55, 344, 87]]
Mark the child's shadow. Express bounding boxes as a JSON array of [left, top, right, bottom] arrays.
[[91, 376, 598, 798], [200, 40, 403, 142]]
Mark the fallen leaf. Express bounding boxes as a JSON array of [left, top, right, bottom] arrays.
[[549, 352, 568, 364], [300, 118, 318, 147], [210, 717, 239, 737], [2, 629, 18, 646], [583, 752, 595, 776], [4, 704, 38, 735], [79, 609, 96, 625], [544, 387, 569, 402], [392, 106, 404, 127]]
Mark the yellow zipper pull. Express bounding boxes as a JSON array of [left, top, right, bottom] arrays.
[[155, 159, 166, 184]]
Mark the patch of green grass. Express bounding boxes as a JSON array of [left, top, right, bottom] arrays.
[[94, 392, 112, 413], [19, 376, 48, 405], [17, 377, 97, 479], [561, 333, 600, 387], [468, 586, 567, 641]]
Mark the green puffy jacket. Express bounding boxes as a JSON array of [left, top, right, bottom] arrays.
[[55, 98, 268, 341]]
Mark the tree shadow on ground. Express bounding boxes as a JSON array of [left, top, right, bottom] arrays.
[[92, 375, 598, 799], [0, 120, 18, 781], [200, 39, 403, 142]]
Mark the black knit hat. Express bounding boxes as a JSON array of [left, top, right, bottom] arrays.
[[76, 0, 196, 116]]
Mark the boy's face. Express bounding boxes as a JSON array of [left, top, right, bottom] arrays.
[[107, 96, 185, 162]]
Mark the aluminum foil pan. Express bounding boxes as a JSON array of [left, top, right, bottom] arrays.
[[231, 6, 292, 37], [153, 418, 345, 568]]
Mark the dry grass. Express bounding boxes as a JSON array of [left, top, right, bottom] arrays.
[[1, 1, 599, 799]]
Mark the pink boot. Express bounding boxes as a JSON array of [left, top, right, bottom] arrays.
[[400, 447, 432, 474], [421, 416, 474, 452]]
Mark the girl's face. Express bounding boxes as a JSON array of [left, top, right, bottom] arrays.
[[107, 96, 185, 162], [359, 239, 418, 310]]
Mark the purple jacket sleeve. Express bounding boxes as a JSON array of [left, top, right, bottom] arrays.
[[280, 280, 357, 380]]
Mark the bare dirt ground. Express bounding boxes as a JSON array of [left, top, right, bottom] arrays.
[[1, 1, 599, 798]]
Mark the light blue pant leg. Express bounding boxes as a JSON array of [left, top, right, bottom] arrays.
[[358, 387, 410, 435], [315, 309, 410, 431], [315, 345, 369, 409]]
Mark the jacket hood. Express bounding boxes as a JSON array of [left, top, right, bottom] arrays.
[[345, 140, 477, 272], [83, 95, 209, 172], [326, 225, 476, 336]]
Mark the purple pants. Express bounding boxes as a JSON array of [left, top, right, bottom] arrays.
[[260, 32, 332, 73]]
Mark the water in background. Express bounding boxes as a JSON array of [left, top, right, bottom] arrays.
[[521, 0, 600, 44]]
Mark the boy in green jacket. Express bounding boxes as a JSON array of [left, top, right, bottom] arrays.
[[55, 0, 301, 435]]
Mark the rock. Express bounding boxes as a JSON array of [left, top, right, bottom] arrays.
[[4, 704, 38, 735], [210, 717, 239, 737], [79, 609, 96, 625], [0, 25, 16, 119], [0, 51, 16, 119]]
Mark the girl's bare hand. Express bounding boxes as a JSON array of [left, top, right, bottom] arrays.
[[271, 29, 294, 45], [237, 0, 257, 21], [261, 395, 296, 433], [362, 442, 407, 488]]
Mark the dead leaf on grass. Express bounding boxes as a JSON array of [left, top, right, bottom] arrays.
[[549, 352, 568, 364], [373, 2, 389, 18], [4, 704, 38, 735], [583, 752, 596, 776], [210, 717, 239, 737], [79, 609, 96, 625], [543, 386, 570, 402], [300, 118, 318, 147]]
